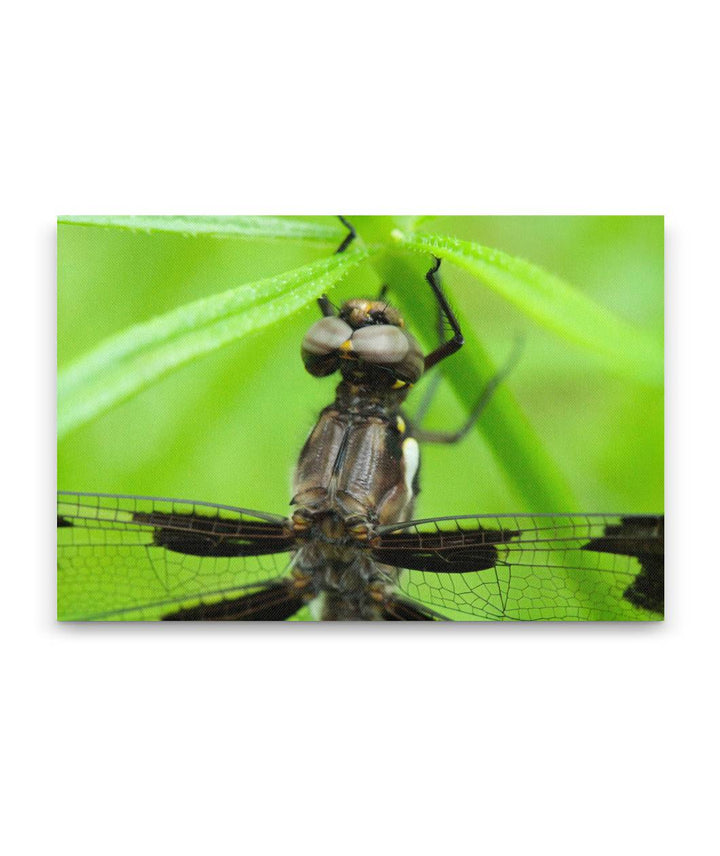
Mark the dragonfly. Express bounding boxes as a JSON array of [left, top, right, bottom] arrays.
[[57, 220, 664, 621]]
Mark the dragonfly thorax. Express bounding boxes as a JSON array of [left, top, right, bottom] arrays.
[[292, 400, 419, 531]]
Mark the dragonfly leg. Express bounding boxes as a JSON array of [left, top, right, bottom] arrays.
[[413, 337, 524, 444], [334, 215, 356, 254], [413, 278, 454, 424], [317, 294, 338, 317], [423, 258, 464, 371], [317, 217, 358, 316]]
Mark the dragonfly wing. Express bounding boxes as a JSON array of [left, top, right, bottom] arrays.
[[373, 514, 664, 621], [57, 492, 297, 620]]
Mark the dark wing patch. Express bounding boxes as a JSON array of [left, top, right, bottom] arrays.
[[161, 582, 305, 621], [371, 525, 519, 574], [133, 510, 295, 557], [582, 516, 664, 614]]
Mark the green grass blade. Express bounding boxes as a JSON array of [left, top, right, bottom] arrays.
[[58, 249, 369, 438], [393, 229, 663, 385], [370, 253, 577, 511], [58, 215, 345, 244], [446, 308, 578, 511]]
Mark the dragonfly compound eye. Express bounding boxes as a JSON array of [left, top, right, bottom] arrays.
[[302, 317, 353, 355], [349, 324, 424, 385], [348, 324, 410, 365], [301, 316, 353, 376]]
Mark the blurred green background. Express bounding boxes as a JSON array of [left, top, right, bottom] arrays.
[[57, 216, 664, 518]]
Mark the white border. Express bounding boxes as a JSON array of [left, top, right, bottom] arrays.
[[4, 2, 716, 854]]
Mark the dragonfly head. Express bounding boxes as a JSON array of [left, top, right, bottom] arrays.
[[301, 298, 425, 390]]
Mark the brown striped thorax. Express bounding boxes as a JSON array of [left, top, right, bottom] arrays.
[[301, 298, 425, 401]]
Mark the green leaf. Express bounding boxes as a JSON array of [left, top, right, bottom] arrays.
[[392, 229, 663, 385], [58, 215, 346, 244], [58, 248, 370, 438]]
